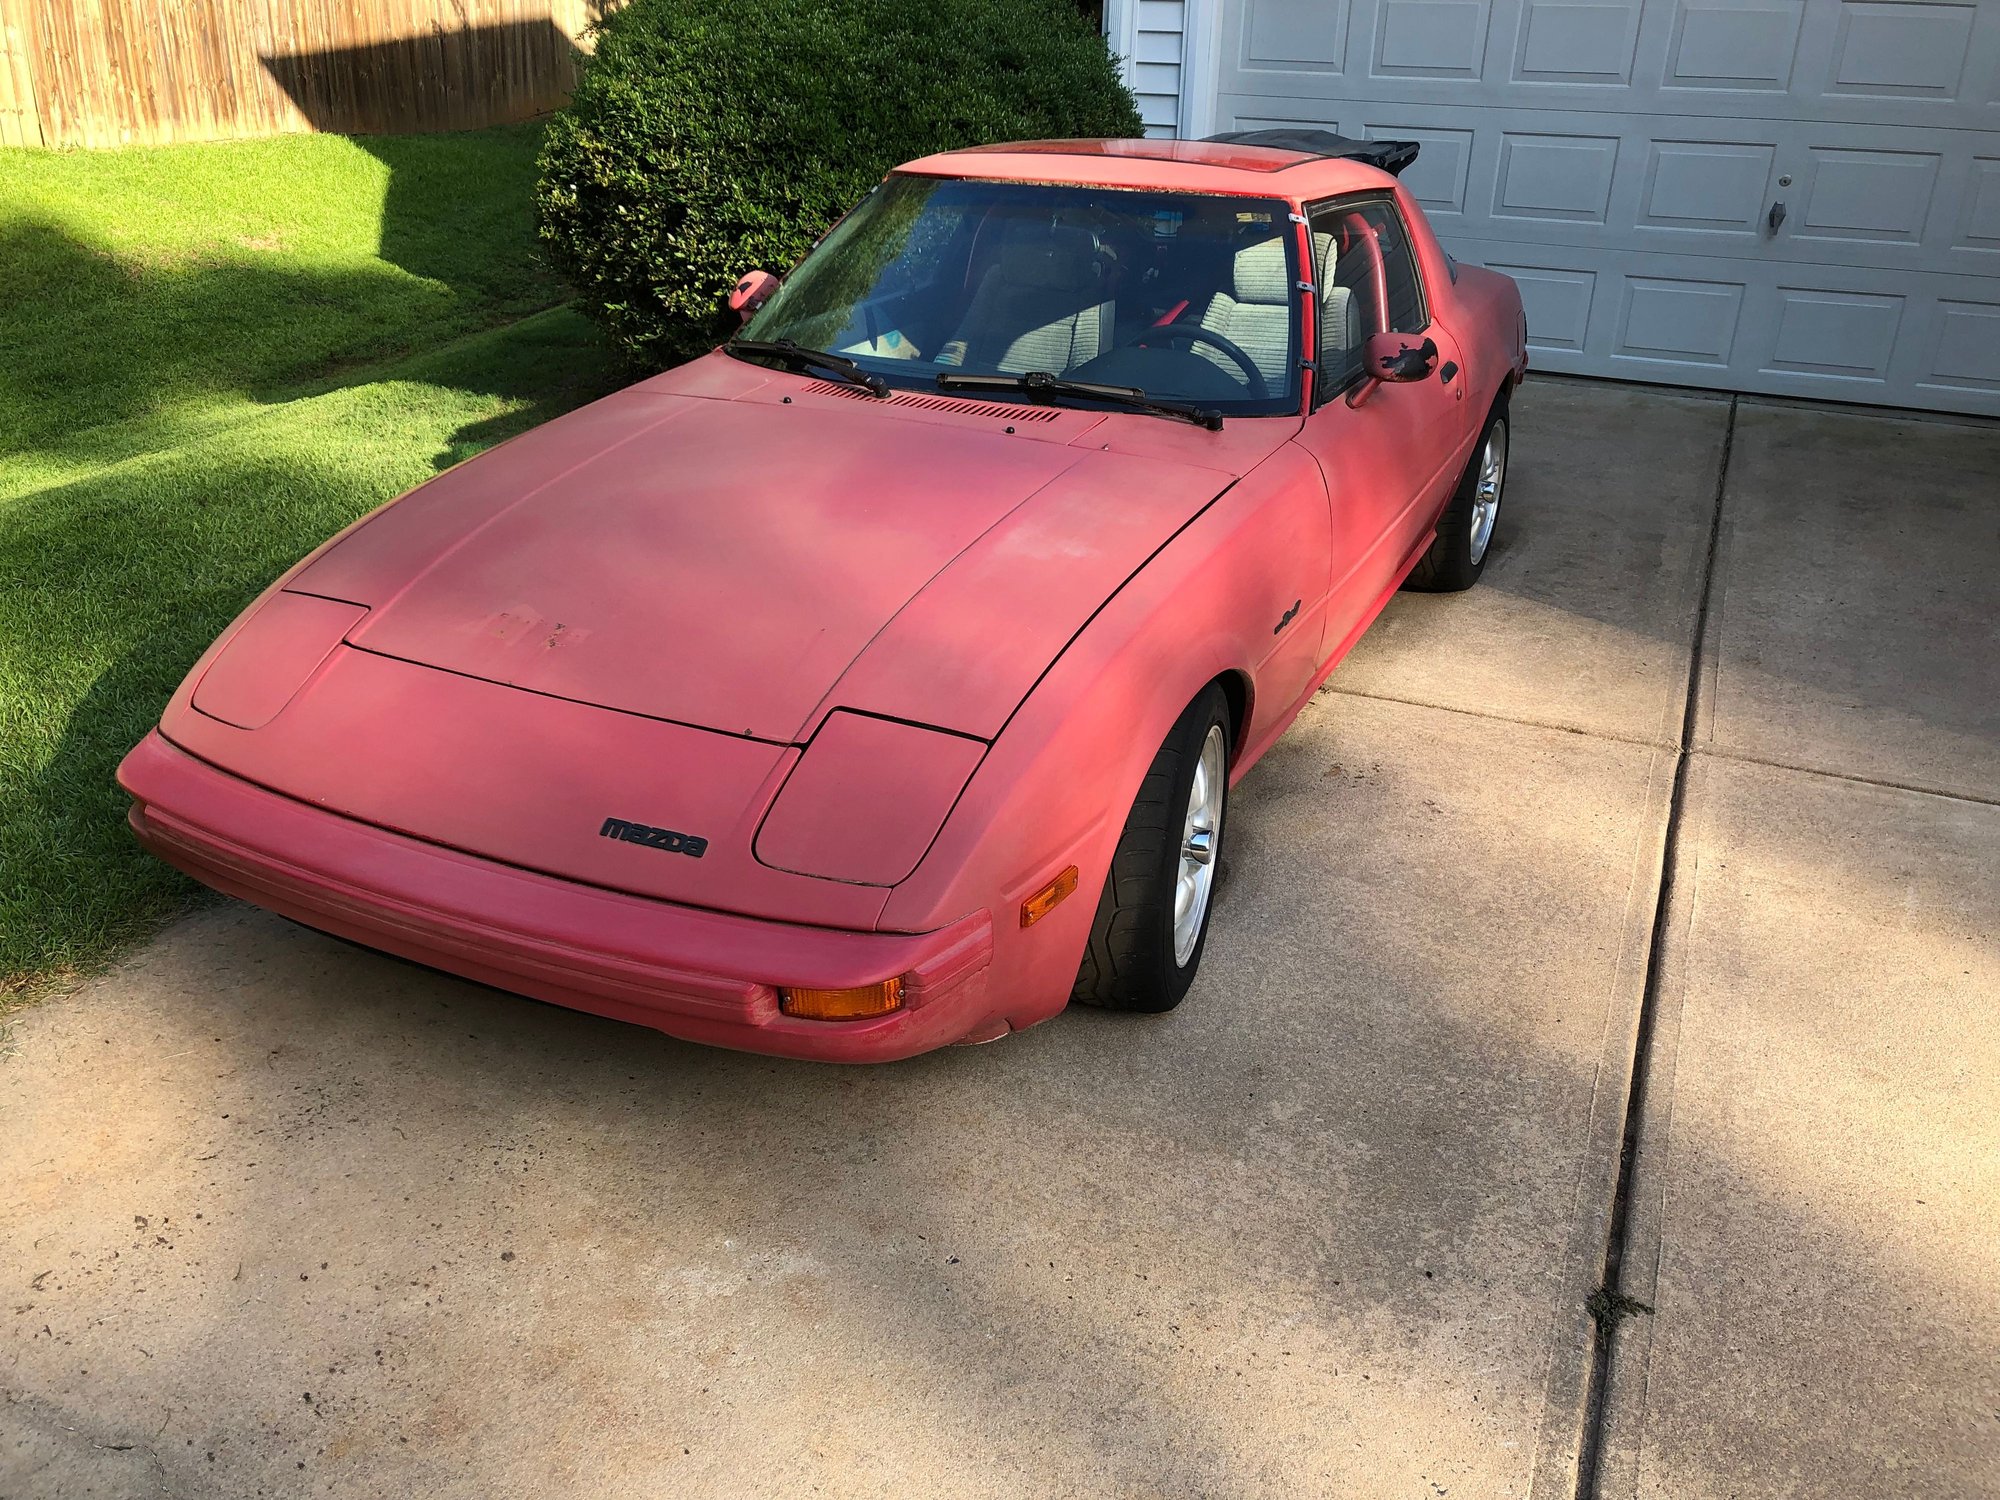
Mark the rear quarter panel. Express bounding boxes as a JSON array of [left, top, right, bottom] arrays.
[[1395, 185, 1526, 419], [1447, 264, 1528, 415]]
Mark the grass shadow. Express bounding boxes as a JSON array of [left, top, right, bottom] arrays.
[[0, 302, 630, 1000], [1, 120, 643, 998], [0, 124, 564, 488]]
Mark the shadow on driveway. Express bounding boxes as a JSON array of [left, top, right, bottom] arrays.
[[3, 680, 1674, 1497], [7, 370, 1995, 1500]]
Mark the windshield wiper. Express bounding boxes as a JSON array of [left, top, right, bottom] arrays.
[[935, 370, 1222, 431], [727, 338, 887, 397]]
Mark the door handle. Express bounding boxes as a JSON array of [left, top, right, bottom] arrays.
[[1768, 200, 1787, 232], [1439, 361, 1458, 385]]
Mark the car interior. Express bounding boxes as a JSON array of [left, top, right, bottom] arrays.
[[841, 197, 1304, 403], [746, 176, 1420, 413]]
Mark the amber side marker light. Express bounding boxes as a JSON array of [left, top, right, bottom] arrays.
[[779, 977, 904, 1021], [1020, 865, 1080, 928]]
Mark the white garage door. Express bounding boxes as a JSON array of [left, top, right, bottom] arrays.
[[1201, 0, 2000, 415]]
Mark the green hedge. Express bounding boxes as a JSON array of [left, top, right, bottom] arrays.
[[536, 0, 1143, 365]]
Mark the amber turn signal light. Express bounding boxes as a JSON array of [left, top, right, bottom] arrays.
[[779, 977, 904, 1021], [1019, 865, 1080, 928]]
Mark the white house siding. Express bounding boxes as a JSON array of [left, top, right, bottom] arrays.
[[1106, 0, 1189, 137], [1109, 0, 2000, 416]]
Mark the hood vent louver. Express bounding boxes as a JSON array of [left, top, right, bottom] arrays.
[[805, 380, 1062, 423]]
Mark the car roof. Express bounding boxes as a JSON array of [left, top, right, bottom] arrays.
[[898, 138, 1396, 199]]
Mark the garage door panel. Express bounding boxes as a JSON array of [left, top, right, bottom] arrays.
[[1366, 122, 1477, 216], [1795, 145, 1942, 245], [1661, 0, 1806, 95], [1950, 156, 2000, 255], [1223, 93, 1997, 262], [1240, 0, 1350, 74], [1482, 261, 1600, 349], [1924, 300, 2000, 397], [1447, 240, 1995, 400], [1515, 0, 1647, 86], [1374, 0, 1492, 79], [1213, 0, 2000, 412], [1220, 0, 2000, 128], [1617, 275, 1746, 367], [1825, 0, 1976, 102], [1766, 286, 1906, 379], [1496, 131, 1622, 223], [1638, 140, 1778, 235], [1449, 237, 2000, 413]]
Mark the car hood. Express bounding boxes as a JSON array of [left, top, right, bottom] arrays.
[[288, 376, 1276, 742]]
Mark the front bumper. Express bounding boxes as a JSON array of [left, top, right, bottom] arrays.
[[118, 732, 999, 1062]]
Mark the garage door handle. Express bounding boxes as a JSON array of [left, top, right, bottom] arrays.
[[1768, 200, 1787, 232]]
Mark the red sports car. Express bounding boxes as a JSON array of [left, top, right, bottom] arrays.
[[119, 132, 1526, 1062]]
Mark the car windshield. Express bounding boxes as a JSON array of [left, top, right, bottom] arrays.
[[737, 173, 1302, 416]]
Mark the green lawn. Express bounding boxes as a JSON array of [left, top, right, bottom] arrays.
[[0, 125, 631, 1005]]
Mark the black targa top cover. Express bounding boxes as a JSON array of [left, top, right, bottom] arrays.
[[1201, 129, 1421, 177]]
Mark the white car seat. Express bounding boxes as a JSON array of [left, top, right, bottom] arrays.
[[1193, 233, 1355, 391], [936, 224, 1114, 374], [1192, 236, 1292, 389], [1310, 229, 1361, 373]]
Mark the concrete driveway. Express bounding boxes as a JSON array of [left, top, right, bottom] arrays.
[[5, 379, 1995, 1500]]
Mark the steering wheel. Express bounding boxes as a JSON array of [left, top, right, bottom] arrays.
[[1122, 321, 1270, 399]]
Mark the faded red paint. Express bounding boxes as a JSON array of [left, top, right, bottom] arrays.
[[119, 140, 1527, 1062]]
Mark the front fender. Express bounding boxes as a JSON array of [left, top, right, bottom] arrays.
[[879, 445, 1325, 1023]]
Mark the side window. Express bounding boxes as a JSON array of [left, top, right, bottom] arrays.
[[1311, 198, 1428, 397]]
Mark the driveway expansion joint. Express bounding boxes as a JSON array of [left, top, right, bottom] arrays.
[[1684, 747, 2000, 810], [1323, 684, 1676, 752], [1573, 394, 1737, 1500]]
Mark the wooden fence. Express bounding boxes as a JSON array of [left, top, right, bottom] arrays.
[[0, 0, 612, 148]]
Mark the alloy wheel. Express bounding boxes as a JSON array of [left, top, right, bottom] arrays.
[[1173, 723, 1227, 966], [1468, 423, 1507, 565]]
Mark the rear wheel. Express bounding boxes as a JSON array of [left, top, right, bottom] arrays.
[[1406, 405, 1508, 592], [1071, 686, 1231, 1013]]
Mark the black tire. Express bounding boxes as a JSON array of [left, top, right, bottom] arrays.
[[1406, 403, 1509, 593], [1071, 685, 1232, 1013]]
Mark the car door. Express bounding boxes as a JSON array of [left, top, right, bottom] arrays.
[[1290, 195, 1467, 659]]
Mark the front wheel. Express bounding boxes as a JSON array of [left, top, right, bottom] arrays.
[[1071, 686, 1231, 1013], [1406, 406, 1508, 592]]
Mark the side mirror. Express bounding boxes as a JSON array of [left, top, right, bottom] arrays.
[[727, 269, 780, 323], [1346, 332, 1439, 407]]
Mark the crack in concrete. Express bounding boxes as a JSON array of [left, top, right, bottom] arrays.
[[1326, 689, 2000, 810]]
